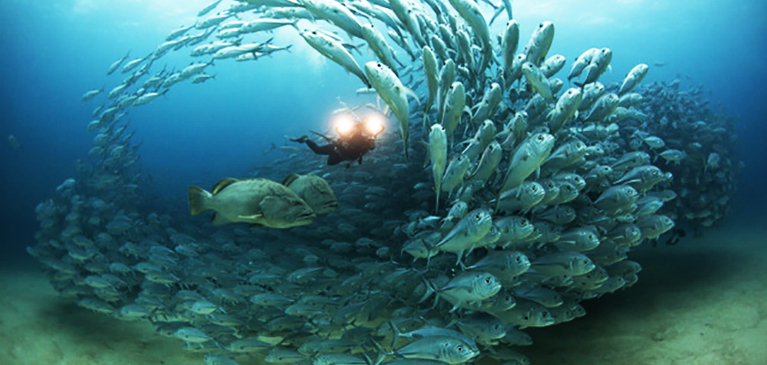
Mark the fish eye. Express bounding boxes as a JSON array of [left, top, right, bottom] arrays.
[[457, 345, 464, 352], [485, 277, 492, 284], [583, 259, 589, 265], [523, 315, 529, 320], [521, 220, 527, 226], [589, 234, 594, 240], [531, 185, 537, 191], [515, 256, 521, 262], [542, 311, 550, 317], [537, 135, 544, 141]]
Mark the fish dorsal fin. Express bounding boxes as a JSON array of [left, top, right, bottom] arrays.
[[282, 173, 300, 186], [211, 178, 238, 195]]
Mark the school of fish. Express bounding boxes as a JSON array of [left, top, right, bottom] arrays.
[[28, 1, 742, 365]]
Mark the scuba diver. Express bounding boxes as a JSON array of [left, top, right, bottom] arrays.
[[290, 110, 386, 166]]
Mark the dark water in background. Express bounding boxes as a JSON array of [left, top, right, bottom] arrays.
[[0, 0, 766, 259]]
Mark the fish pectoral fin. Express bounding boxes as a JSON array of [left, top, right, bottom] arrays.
[[397, 85, 421, 105], [237, 214, 263, 221]]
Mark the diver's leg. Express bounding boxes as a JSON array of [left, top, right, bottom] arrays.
[[288, 135, 309, 143], [305, 140, 336, 156], [327, 153, 343, 166]]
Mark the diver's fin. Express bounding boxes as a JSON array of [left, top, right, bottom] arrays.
[[282, 173, 300, 186], [211, 178, 238, 194]]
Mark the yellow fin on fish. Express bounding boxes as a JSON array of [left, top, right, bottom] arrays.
[[211, 178, 238, 195], [282, 173, 300, 186]]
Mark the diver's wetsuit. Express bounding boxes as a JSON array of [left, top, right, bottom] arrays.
[[294, 130, 375, 166], [303, 139, 345, 166]]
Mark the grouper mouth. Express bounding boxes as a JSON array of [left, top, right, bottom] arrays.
[[294, 211, 316, 224]]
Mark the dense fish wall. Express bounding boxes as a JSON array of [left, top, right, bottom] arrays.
[[28, 1, 740, 365]]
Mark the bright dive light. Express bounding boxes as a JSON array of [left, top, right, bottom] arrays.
[[363, 113, 386, 136], [333, 113, 356, 137]]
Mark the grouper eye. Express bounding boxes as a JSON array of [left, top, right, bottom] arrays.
[[484, 276, 492, 284]]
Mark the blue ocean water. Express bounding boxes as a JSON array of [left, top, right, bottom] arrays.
[[0, 0, 765, 253]]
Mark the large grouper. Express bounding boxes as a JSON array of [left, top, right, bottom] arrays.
[[188, 178, 316, 229]]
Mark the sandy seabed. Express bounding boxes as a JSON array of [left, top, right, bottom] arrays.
[[1, 220, 765, 365]]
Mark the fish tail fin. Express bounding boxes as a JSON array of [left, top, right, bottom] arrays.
[[361, 352, 383, 365], [403, 141, 409, 162], [488, 7, 504, 26], [188, 186, 212, 216], [417, 276, 435, 305], [388, 320, 402, 349], [370, 338, 393, 358]]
